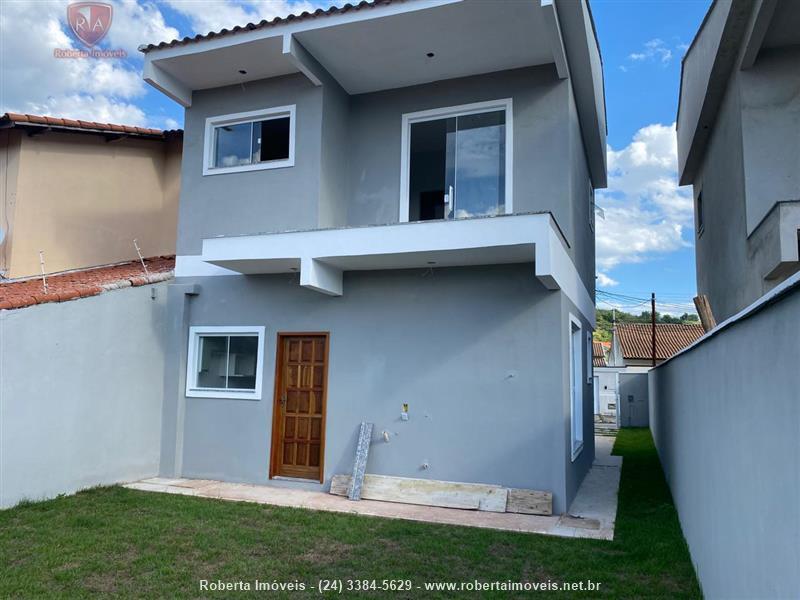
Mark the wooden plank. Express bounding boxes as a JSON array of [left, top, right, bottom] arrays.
[[693, 295, 717, 332], [330, 474, 508, 513], [506, 488, 553, 516], [348, 422, 373, 500]]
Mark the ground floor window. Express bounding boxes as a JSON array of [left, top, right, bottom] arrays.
[[569, 315, 584, 460], [186, 326, 265, 399]]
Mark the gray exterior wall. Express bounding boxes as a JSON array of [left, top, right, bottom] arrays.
[[177, 65, 596, 292], [617, 371, 648, 428], [178, 73, 324, 255], [692, 61, 753, 322], [739, 46, 800, 234], [0, 284, 168, 509], [346, 66, 593, 291], [163, 266, 594, 514], [690, 39, 800, 321], [649, 285, 800, 599]]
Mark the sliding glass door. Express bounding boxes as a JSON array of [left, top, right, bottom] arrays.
[[408, 106, 507, 222]]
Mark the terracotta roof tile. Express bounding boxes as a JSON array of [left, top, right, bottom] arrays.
[[615, 323, 705, 361], [139, 0, 398, 53], [592, 341, 608, 367], [0, 257, 174, 311], [0, 113, 182, 137]]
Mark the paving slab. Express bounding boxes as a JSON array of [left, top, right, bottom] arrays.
[[124, 436, 621, 540]]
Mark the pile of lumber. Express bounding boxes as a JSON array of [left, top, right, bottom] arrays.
[[330, 474, 552, 516]]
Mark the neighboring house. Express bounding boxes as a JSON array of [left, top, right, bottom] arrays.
[[604, 323, 702, 427], [592, 341, 618, 419], [609, 322, 705, 368], [676, 0, 800, 322], [141, 0, 606, 514], [0, 113, 182, 279]]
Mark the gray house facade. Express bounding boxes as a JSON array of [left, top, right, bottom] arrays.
[[143, 0, 606, 514], [677, 0, 800, 322]]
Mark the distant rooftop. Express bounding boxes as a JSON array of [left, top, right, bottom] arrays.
[[592, 340, 609, 367], [616, 323, 705, 362], [0, 113, 181, 139], [0, 257, 174, 311]]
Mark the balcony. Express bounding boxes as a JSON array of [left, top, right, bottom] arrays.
[[748, 200, 800, 282], [178, 212, 595, 326]]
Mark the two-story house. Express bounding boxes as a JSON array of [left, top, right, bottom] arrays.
[[677, 0, 800, 322], [142, 0, 606, 514]]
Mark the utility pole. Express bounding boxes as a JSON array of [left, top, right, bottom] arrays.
[[651, 292, 657, 367]]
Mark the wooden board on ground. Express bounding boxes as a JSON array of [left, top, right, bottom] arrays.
[[506, 488, 553, 516], [330, 474, 508, 512]]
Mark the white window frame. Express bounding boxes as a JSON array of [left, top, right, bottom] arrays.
[[203, 105, 296, 176], [586, 330, 594, 384], [399, 98, 514, 223], [185, 326, 265, 400], [569, 314, 584, 461]]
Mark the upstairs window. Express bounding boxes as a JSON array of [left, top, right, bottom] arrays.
[[203, 106, 295, 176], [400, 99, 513, 222]]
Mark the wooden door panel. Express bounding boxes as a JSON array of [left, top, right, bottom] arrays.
[[271, 334, 328, 481]]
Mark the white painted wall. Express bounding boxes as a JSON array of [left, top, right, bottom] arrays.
[[0, 284, 168, 509]]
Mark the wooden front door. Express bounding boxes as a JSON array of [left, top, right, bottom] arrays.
[[270, 333, 329, 481]]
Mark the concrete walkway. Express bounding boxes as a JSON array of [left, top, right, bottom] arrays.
[[125, 435, 622, 540]]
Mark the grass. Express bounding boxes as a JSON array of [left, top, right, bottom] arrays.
[[0, 429, 700, 598]]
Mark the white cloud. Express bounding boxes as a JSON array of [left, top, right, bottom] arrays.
[[0, 1, 334, 127], [596, 123, 694, 272], [164, 0, 328, 36], [0, 1, 179, 126], [597, 272, 619, 287], [621, 38, 679, 70], [106, 0, 181, 54]]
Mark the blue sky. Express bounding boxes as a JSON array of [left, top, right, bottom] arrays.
[[0, 0, 712, 315], [591, 0, 710, 314]]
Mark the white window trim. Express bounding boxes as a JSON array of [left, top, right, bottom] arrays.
[[398, 98, 514, 223], [185, 325, 265, 400], [569, 314, 584, 461], [586, 330, 593, 384], [203, 105, 296, 176]]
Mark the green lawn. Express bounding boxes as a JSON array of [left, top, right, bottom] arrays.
[[0, 429, 700, 598]]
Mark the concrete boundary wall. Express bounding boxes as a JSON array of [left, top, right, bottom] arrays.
[[649, 283, 800, 598], [0, 283, 168, 509]]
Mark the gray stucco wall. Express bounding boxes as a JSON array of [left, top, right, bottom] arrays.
[[177, 66, 596, 293], [618, 371, 649, 428], [345, 66, 593, 290], [649, 286, 800, 599], [692, 42, 800, 322], [163, 265, 593, 514], [178, 74, 324, 255], [560, 292, 595, 510], [693, 68, 752, 322], [0, 284, 168, 509], [566, 83, 596, 296], [740, 46, 800, 235]]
